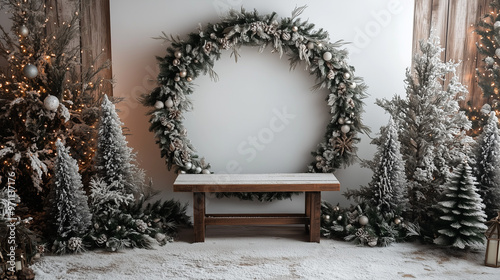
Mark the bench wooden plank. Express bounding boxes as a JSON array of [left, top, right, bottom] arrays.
[[173, 173, 340, 192]]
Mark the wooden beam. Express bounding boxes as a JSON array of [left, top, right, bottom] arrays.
[[80, 0, 113, 96]]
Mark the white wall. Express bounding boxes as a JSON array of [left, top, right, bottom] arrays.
[[109, 0, 414, 216]]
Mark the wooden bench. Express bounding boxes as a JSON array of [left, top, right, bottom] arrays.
[[173, 173, 340, 243]]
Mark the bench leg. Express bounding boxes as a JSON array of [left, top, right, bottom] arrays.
[[308, 191, 321, 243], [193, 192, 206, 243], [305, 192, 311, 233]]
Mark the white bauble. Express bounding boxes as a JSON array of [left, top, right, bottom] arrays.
[[186, 76, 193, 82], [485, 56, 495, 66], [19, 25, 29, 37], [322, 52, 332, 61], [337, 215, 342, 221], [307, 42, 315, 49], [338, 117, 345, 124], [174, 50, 182, 58], [179, 70, 187, 78], [349, 82, 357, 89], [341, 125, 351, 134], [495, 21, 500, 29], [358, 215, 369, 226], [165, 98, 174, 108], [23, 64, 38, 78], [43, 95, 59, 111], [291, 26, 298, 32], [185, 162, 192, 170], [180, 170, 186, 174], [202, 169, 211, 174], [343, 72, 350, 79], [174, 76, 180, 82], [195, 167, 202, 173], [317, 42, 323, 49], [394, 218, 401, 225], [154, 100, 164, 109], [324, 215, 330, 221]]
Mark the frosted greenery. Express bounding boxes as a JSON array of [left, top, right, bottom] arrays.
[[474, 111, 500, 219], [376, 31, 474, 236], [53, 139, 91, 239], [434, 162, 487, 249]]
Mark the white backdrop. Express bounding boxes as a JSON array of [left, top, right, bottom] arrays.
[[109, 0, 415, 216]]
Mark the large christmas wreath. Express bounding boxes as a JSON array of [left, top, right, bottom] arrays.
[[142, 6, 369, 201]]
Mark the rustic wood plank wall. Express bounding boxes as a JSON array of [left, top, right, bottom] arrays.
[[412, 0, 492, 109], [45, 0, 112, 96]]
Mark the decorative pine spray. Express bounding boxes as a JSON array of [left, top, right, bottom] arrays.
[[434, 161, 487, 249]]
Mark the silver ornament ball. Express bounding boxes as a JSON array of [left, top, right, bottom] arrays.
[[174, 50, 182, 58], [174, 76, 180, 82], [338, 117, 345, 124], [291, 26, 298, 32], [358, 215, 369, 226], [341, 125, 351, 134], [43, 95, 59, 111], [154, 100, 164, 109], [322, 52, 332, 61], [394, 218, 401, 225], [317, 42, 323, 49], [195, 167, 202, 173], [23, 64, 38, 79], [179, 70, 187, 78], [202, 169, 211, 174], [324, 215, 330, 221], [307, 42, 315, 49], [344, 72, 351, 79], [337, 215, 343, 221], [165, 98, 174, 108], [19, 25, 29, 37], [186, 76, 193, 82], [185, 162, 192, 170], [349, 82, 357, 89]]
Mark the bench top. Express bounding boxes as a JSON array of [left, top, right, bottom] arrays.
[[173, 173, 340, 192]]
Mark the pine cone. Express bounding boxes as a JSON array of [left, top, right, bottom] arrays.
[[135, 219, 148, 233], [67, 237, 83, 251], [96, 234, 107, 245], [327, 69, 336, 80]]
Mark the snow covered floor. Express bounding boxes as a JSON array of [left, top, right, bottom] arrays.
[[32, 225, 498, 280]]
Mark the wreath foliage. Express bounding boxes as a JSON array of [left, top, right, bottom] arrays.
[[142, 6, 369, 201]]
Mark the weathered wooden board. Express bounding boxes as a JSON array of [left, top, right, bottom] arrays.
[[412, 0, 492, 109]]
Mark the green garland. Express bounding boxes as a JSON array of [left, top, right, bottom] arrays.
[[142, 6, 369, 201]]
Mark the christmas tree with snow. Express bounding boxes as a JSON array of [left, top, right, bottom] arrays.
[[345, 118, 407, 217], [474, 111, 500, 219], [434, 161, 487, 249], [0, 0, 108, 232], [94, 95, 142, 196], [376, 31, 474, 237], [323, 118, 413, 247], [51, 139, 91, 252]]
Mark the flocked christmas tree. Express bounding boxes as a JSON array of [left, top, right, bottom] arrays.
[[51, 139, 91, 253], [474, 111, 500, 219], [94, 95, 142, 196], [434, 161, 487, 249], [377, 31, 474, 237], [344, 118, 407, 217], [322, 118, 415, 247], [472, 0, 500, 133], [0, 0, 108, 231]]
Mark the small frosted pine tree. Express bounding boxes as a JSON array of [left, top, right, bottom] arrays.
[[434, 161, 487, 249], [53, 139, 92, 238], [474, 111, 500, 219], [345, 118, 407, 217], [376, 30, 474, 236], [94, 95, 143, 196]]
